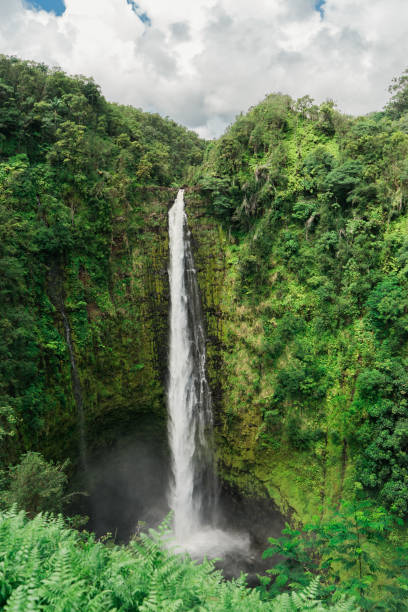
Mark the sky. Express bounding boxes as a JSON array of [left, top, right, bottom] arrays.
[[1, 0, 407, 138]]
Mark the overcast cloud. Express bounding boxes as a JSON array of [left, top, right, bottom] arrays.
[[0, 0, 407, 137]]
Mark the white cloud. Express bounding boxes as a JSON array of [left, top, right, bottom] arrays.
[[0, 0, 407, 137]]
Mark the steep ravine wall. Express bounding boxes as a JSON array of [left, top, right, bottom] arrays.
[[186, 190, 352, 525], [41, 183, 345, 530], [41, 188, 175, 470]]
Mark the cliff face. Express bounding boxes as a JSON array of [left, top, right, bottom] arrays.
[[187, 93, 408, 523], [184, 191, 227, 415], [46, 189, 174, 462], [0, 56, 356, 528], [5, 56, 408, 529], [186, 189, 346, 523], [8, 188, 174, 474], [0, 56, 203, 475]]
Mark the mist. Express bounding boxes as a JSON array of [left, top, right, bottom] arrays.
[[82, 436, 170, 541]]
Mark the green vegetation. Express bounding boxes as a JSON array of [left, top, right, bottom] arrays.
[[0, 508, 356, 611], [261, 500, 407, 610], [0, 54, 203, 470], [185, 76, 408, 609], [2, 51, 408, 609], [0, 452, 70, 517], [196, 81, 408, 523]]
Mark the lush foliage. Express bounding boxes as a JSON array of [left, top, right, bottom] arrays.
[[0, 452, 70, 517], [196, 78, 408, 519], [261, 500, 407, 611], [0, 55, 204, 470], [0, 509, 356, 611], [3, 53, 408, 611]]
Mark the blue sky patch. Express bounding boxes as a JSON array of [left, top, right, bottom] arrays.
[[127, 0, 151, 26], [26, 0, 66, 16], [315, 0, 326, 18]]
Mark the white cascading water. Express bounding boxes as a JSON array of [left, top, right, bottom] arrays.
[[168, 188, 213, 538], [167, 189, 249, 558]]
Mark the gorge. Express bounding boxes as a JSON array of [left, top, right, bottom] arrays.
[[2, 54, 408, 609]]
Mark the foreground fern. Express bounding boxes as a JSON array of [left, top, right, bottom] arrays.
[[0, 509, 357, 611]]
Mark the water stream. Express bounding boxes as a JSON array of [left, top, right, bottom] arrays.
[[167, 189, 249, 558]]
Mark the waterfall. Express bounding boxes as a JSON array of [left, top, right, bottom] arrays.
[[167, 188, 216, 540], [167, 189, 249, 558]]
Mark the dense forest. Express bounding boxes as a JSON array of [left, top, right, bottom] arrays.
[[2, 53, 408, 609], [197, 78, 408, 517], [0, 54, 203, 475]]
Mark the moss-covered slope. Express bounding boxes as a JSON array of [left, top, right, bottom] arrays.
[[194, 92, 408, 521]]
